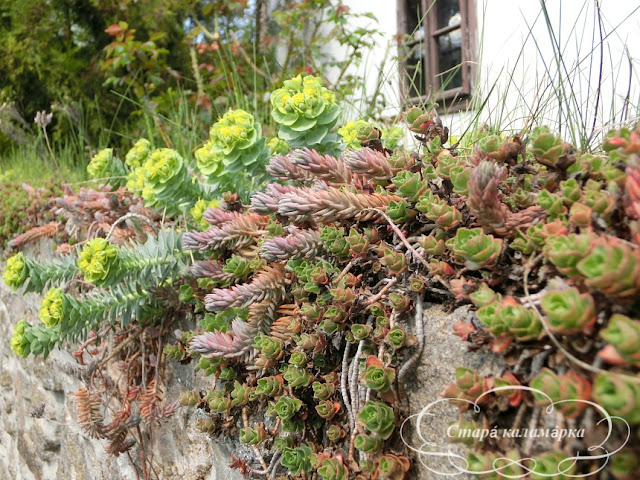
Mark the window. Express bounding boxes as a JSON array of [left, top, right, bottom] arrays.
[[398, 0, 476, 110]]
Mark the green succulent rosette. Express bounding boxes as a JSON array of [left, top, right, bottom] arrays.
[[87, 148, 127, 187], [450, 165, 471, 195], [270, 74, 341, 148], [447, 228, 503, 271], [281, 443, 313, 476], [317, 457, 348, 480], [377, 454, 411, 480], [386, 199, 410, 223], [529, 126, 569, 168], [338, 119, 370, 148], [361, 357, 396, 392], [357, 400, 395, 439], [239, 425, 266, 445], [392, 170, 427, 201], [592, 374, 640, 424], [600, 314, 640, 365], [78, 237, 120, 285], [420, 196, 462, 229], [469, 283, 501, 308], [320, 226, 351, 259], [543, 233, 593, 276], [255, 334, 283, 358], [576, 242, 640, 297], [529, 368, 591, 419], [272, 396, 302, 420], [39, 287, 65, 328], [2, 252, 28, 290], [326, 425, 346, 442], [125, 138, 151, 169], [477, 300, 542, 341], [283, 365, 313, 388], [499, 303, 543, 341], [538, 190, 564, 216], [540, 287, 596, 334]]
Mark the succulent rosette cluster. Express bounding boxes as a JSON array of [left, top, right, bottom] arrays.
[[270, 74, 341, 149]]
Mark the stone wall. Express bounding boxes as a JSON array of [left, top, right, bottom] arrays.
[[0, 240, 503, 479]]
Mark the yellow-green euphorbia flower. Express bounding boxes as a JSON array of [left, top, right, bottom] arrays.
[[209, 109, 260, 160], [78, 237, 119, 284], [190, 198, 220, 231], [338, 120, 370, 149], [267, 137, 290, 155], [142, 148, 184, 187], [87, 148, 113, 178], [270, 75, 340, 146], [39, 287, 64, 328], [2, 252, 28, 290], [125, 138, 151, 169], [10, 319, 28, 356], [195, 141, 225, 177]]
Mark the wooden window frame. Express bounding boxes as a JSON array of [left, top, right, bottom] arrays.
[[397, 0, 477, 112]]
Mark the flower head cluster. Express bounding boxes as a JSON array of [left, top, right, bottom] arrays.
[[125, 138, 151, 169], [87, 148, 113, 178], [87, 148, 126, 186], [196, 109, 268, 182], [39, 287, 64, 328], [78, 238, 119, 284], [10, 319, 29, 356], [338, 119, 370, 148], [190, 198, 220, 231], [2, 252, 28, 290], [270, 75, 340, 147], [267, 136, 290, 155]]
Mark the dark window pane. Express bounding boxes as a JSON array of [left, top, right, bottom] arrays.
[[437, 0, 461, 29], [405, 0, 423, 36], [437, 32, 463, 90]]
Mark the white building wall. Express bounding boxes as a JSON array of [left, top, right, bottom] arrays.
[[335, 0, 640, 143]]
